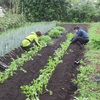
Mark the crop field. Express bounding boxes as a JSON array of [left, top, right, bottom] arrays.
[[0, 0, 100, 99], [0, 23, 99, 100]]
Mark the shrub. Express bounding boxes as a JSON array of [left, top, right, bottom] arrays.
[[66, 2, 100, 22], [18, 0, 70, 22], [18, 0, 100, 22], [0, 14, 26, 33]]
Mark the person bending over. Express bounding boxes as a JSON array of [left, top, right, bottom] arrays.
[[71, 27, 89, 48], [21, 31, 41, 51]]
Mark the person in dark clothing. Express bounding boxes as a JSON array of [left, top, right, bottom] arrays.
[[71, 27, 89, 48]]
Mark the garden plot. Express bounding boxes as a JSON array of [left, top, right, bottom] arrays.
[[0, 24, 88, 100]]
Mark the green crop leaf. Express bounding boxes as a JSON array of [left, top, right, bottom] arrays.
[[48, 26, 65, 38]]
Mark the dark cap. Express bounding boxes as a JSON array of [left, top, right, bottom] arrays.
[[36, 31, 42, 37], [74, 27, 80, 30]]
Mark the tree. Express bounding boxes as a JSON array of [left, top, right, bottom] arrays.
[[19, 0, 71, 21], [18, 0, 100, 22]]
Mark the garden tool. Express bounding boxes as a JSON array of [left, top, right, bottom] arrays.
[[74, 61, 80, 65]]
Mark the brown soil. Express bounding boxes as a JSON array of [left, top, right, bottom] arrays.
[[0, 24, 88, 100], [40, 43, 84, 100]]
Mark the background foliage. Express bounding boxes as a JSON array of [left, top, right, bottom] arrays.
[[19, 0, 70, 21], [0, 14, 26, 33], [1, 0, 100, 22], [19, 0, 100, 22]]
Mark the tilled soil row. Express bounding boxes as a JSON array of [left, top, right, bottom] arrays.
[[40, 24, 88, 100], [40, 43, 84, 100], [0, 24, 76, 100]]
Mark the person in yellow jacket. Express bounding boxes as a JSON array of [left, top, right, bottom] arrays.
[[21, 31, 42, 51]]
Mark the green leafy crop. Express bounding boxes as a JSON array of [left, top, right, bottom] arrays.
[[39, 35, 53, 46], [48, 26, 65, 38]]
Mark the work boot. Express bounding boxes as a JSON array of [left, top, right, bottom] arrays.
[[74, 61, 80, 65], [76, 42, 84, 49]]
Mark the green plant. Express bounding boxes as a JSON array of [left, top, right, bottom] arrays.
[[73, 65, 100, 100], [0, 14, 26, 33], [19, 0, 70, 22], [54, 26, 65, 32], [48, 26, 65, 38], [88, 23, 100, 49], [39, 35, 53, 46], [19, 0, 100, 22], [91, 35, 100, 49]]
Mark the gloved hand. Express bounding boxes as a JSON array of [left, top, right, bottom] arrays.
[[39, 45, 43, 48]]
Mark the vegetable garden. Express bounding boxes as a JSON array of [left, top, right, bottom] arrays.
[[0, 23, 93, 100], [0, 0, 100, 99]]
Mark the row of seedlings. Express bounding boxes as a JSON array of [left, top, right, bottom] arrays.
[[20, 33, 74, 100]]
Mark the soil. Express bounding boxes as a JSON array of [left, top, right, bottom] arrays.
[[0, 24, 88, 100], [40, 43, 84, 100]]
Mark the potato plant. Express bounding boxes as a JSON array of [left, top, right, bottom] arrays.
[[20, 33, 74, 100]]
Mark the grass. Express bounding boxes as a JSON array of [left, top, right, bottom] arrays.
[[85, 23, 100, 71]]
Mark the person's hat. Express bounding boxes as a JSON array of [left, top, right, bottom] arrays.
[[36, 31, 42, 37]]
